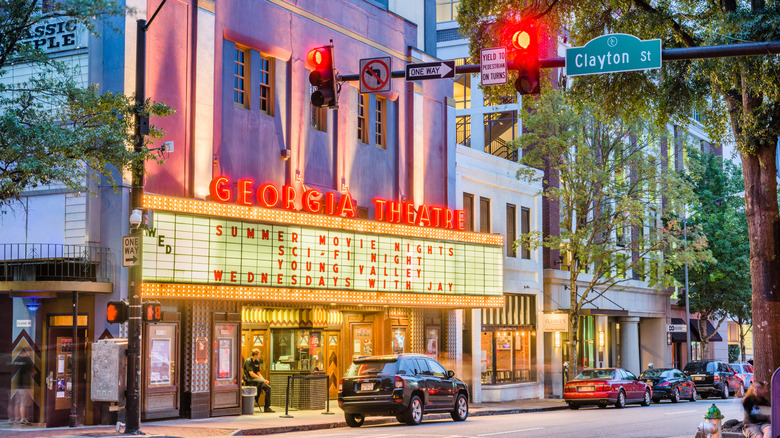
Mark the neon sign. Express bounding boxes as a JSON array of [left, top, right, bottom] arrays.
[[209, 176, 465, 230]]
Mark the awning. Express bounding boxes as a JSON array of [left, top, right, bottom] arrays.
[[669, 318, 723, 343]]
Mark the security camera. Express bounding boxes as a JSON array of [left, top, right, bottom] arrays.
[[129, 209, 143, 227], [163, 141, 174, 153]]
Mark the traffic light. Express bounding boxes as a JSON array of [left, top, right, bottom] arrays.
[[106, 300, 129, 324], [308, 45, 337, 108], [142, 301, 162, 322], [503, 19, 540, 95]]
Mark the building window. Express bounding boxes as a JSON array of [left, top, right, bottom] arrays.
[[479, 197, 490, 233], [456, 115, 471, 146], [481, 294, 536, 384], [463, 193, 474, 232], [436, 0, 460, 22], [454, 71, 471, 110], [233, 46, 249, 108], [375, 97, 386, 148], [310, 86, 327, 132], [506, 204, 516, 258], [521, 207, 531, 259], [358, 94, 368, 144], [484, 111, 519, 161], [258, 54, 274, 116]]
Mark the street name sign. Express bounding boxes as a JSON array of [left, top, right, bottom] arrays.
[[405, 60, 455, 81], [123, 235, 140, 267], [359, 57, 391, 93], [667, 324, 687, 333], [480, 47, 507, 85], [566, 33, 661, 76]]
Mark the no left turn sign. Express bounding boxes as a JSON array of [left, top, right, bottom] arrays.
[[360, 57, 391, 93]]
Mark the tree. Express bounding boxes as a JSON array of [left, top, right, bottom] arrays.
[[0, 0, 173, 206], [514, 89, 702, 379], [458, 0, 780, 383], [676, 147, 750, 359]]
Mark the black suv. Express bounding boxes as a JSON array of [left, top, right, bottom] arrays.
[[682, 360, 743, 399], [338, 353, 469, 427]]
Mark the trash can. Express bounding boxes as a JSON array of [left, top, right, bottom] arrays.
[[241, 386, 257, 415]]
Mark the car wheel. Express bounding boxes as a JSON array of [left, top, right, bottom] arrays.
[[721, 384, 729, 399], [451, 393, 468, 421], [345, 413, 364, 428], [671, 387, 680, 403], [689, 387, 697, 402], [404, 395, 423, 425], [568, 403, 580, 410], [395, 414, 404, 423], [641, 389, 651, 406], [615, 390, 626, 409]]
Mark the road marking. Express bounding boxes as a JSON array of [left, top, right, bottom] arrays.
[[478, 428, 543, 436], [664, 410, 697, 415]]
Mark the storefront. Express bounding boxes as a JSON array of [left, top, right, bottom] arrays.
[[137, 191, 504, 418]]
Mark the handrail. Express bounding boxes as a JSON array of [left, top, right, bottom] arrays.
[[0, 243, 113, 283]]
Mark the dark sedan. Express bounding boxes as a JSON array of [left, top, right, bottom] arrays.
[[563, 368, 652, 409], [639, 368, 697, 403], [338, 354, 469, 427]]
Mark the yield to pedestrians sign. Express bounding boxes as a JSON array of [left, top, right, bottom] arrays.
[[360, 57, 391, 93]]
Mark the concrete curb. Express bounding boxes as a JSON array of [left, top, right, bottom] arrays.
[[238, 404, 569, 435]]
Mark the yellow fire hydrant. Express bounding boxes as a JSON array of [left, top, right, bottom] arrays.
[[697, 404, 724, 438]]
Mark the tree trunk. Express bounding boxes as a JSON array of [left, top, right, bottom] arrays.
[[740, 145, 780, 383], [568, 307, 579, 381]]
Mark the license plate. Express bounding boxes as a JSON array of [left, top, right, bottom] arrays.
[[578, 386, 595, 392], [694, 376, 704, 381], [361, 382, 374, 391]]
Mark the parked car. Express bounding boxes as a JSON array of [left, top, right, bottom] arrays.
[[730, 362, 754, 390], [563, 368, 652, 409], [682, 360, 743, 399], [338, 353, 469, 427], [638, 367, 697, 403]]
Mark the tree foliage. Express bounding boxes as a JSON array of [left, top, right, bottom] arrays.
[[674, 148, 750, 358], [458, 0, 780, 382], [514, 89, 705, 378], [0, 0, 173, 206]]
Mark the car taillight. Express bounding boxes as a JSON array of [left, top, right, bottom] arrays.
[[338, 378, 343, 392], [597, 384, 611, 391], [714, 375, 720, 383], [658, 382, 670, 387], [564, 385, 574, 393], [395, 376, 406, 389]]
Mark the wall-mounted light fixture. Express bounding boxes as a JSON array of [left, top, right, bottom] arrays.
[[598, 330, 605, 348], [554, 331, 561, 349], [24, 298, 41, 312]]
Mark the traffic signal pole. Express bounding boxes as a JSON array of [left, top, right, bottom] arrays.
[[338, 41, 780, 82]]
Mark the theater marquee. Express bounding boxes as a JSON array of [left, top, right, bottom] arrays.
[[141, 195, 504, 308]]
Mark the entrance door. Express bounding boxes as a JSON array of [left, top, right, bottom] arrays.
[[211, 318, 240, 415], [351, 324, 373, 361], [45, 324, 87, 427], [142, 318, 179, 420]]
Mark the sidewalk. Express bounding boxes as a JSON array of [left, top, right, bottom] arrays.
[[0, 398, 568, 437]]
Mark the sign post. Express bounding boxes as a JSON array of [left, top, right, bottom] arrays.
[[405, 61, 455, 81], [566, 33, 661, 76], [480, 47, 507, 86]]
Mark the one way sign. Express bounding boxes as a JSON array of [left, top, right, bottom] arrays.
[[122, 235, 140, 267], [405, 61, 455, 81]]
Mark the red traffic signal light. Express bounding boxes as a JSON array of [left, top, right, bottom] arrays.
[[502, 19, 540, 95], [142, 301, 162, 322], [106, 300, 128, 324], [307, 45, 337, 108]]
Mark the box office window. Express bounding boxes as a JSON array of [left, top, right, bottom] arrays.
[[270, 329, 324, 372]]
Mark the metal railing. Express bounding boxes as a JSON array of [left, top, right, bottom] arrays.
[[279, 374, 334, 418], [0, 243, 113, 283]]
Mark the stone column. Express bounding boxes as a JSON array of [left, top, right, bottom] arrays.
[[619, 316, 641, 375]]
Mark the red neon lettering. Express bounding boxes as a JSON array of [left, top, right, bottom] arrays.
[[416, 205, 431, 227], [302, 189, 322, 213], [237, 179, 253, 205], [372, 199, 387, 221], [455, 210, 465, 231], [402, 202, 415, 225], [336, 193, 357, 218], [257, 183, 280, 208], [430, 206, 443, 227], [388, 201, 402, 223], [282, 185, 296, 210], [209, 176, 231, 202], [325, 192, 337, 215], [445, 209, 454, 229]]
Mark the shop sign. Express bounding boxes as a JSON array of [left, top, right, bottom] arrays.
[[18, 17, 87, 54], [141, 210, 503, 297], [542, 312, 568, 332], [209, 176, 466, 231]]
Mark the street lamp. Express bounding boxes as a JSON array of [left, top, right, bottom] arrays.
[[682, 190, 745, 363]]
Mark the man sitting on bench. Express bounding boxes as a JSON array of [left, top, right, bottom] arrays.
[[243, 349, 274, 413]]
